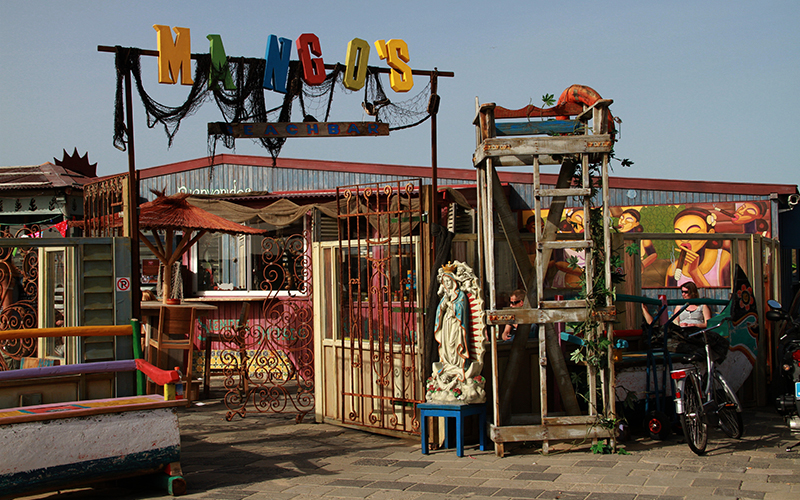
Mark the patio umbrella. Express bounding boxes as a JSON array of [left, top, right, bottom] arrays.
[[100, 192, 264, 303]]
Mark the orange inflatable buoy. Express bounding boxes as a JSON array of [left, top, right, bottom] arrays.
[[555, 84, 615, 136]]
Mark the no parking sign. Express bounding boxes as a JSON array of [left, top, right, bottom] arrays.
[[116, 277, 131, 292]]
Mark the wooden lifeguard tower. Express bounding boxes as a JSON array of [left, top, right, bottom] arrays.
[[472, 86, 618, 455]]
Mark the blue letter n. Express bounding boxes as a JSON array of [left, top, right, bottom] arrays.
[[263, 35, 292, 94]]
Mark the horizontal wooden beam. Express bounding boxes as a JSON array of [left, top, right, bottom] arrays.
[[487, 308, 588, 324], [0, 325, 133, 341], [487, 305, 616, 325], [477, 155, 566, 167], [473, 135, 614, 167], [539, 240, 593, 250], [97, 45, 454, 78], [536, 188, 593, 198], [489, 422, 614, 443]]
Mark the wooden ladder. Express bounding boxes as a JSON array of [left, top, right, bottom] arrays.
[[473, 96, 617, 455]]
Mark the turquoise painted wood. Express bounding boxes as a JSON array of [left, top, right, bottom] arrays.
[[0, 446, 180, 496], [495, 120, 583, 136]]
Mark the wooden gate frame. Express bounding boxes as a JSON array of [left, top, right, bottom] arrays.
[[312, 181, 431, 438]]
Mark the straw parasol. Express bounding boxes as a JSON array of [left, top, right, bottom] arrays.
[[114, 192, 264, 303]]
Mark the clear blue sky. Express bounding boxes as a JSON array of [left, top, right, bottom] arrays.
[[1, 1, 798, 187]]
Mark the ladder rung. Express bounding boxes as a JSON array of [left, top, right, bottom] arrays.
[[535, 188, 593, 198], [539, 240, 593, 250], [540, 299, 589, 309]]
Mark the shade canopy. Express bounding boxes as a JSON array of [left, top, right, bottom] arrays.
[[139, 193, 266, 235]]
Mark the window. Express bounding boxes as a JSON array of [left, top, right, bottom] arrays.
[[192, 219, 307, 296], [39, 247, 67, 363]]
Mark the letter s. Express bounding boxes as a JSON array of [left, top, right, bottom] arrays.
[[375, 39, 413, 92]]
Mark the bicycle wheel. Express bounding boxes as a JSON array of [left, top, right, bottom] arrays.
[[680, 374, 707, 455], [713, 370, 743, 439]]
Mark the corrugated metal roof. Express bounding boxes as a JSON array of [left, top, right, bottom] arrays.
[[130, 153, 797, 195], [118, 154, 799, 204], [0, 163, 93, 191]]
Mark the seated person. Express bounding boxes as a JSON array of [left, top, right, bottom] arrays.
[[500, 289, 526, 341], [642, 281, 721, 358], [641, 281, 711, 331]]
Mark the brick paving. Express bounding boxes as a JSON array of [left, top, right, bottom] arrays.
[[16, 386, 800, 500]]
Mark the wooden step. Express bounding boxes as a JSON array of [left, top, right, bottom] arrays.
[[539, 299, 589, 309], [538, 240, 593, 250], [486, 307, 590, 325], [535, 188, 593, 198]]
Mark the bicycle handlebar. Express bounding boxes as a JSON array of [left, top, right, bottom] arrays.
[[685, 321, 725, 339]]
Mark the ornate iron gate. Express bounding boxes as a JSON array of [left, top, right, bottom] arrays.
[[0, 228, 39, 369], [221, 230, 315, 422], [336, 180, 425, 435]]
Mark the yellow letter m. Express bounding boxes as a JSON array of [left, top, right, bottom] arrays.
[[153, 25, 193, 85]]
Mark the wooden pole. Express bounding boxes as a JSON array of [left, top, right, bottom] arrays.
[[430, 70, 439, 226], [0, 325, 133, 341], [122, 49, 141, 320], [162, 228, 174, 302]]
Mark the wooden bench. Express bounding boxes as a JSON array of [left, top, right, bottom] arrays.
[[0, 324, 188, 497]]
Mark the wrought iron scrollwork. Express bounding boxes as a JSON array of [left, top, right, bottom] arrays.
[[222, 230, 315, 423], [0, 230, 40, 370]]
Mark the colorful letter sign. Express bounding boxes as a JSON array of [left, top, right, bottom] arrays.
[[153, 25, 194, 85], [263, 35, 292, 93], [207, 34, 235, 90], [343, 38, 370, 91], [154, 25, 414, 93], [296, 33, 326, 86], [375, 39, 413, 92]]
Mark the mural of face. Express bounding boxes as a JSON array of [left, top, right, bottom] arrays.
[[566, 209, 584, 233], [617, 211, 640, 233], [673, 212, 713, 253], [732, 202, 763, 225]]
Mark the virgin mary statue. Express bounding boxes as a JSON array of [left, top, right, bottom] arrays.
[[427, 261, 487, 404]]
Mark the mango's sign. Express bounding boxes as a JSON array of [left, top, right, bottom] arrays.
[[208, 121, 389, 138], [153, 25, 415, 94]]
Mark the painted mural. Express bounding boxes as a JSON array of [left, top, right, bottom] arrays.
[[522, 200, 771, 290]]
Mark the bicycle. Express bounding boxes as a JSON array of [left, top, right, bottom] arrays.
[[670, 323, 743, 455]]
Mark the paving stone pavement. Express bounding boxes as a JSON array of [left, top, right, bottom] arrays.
[[17, 386, 800, 500]]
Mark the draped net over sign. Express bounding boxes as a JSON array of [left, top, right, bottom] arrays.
[[112, 49, 434, 164]]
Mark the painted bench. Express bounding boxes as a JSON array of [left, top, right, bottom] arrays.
[[0, 324, 187, 498]]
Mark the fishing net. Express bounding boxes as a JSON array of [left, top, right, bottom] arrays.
[[113, 47, 435, 165]]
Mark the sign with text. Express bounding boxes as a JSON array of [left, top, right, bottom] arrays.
[[155, 26, 414, 93], [208, 121, 389, 138]]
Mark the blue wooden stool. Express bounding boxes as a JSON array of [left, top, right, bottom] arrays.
[[419, 402, 487, 457]]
